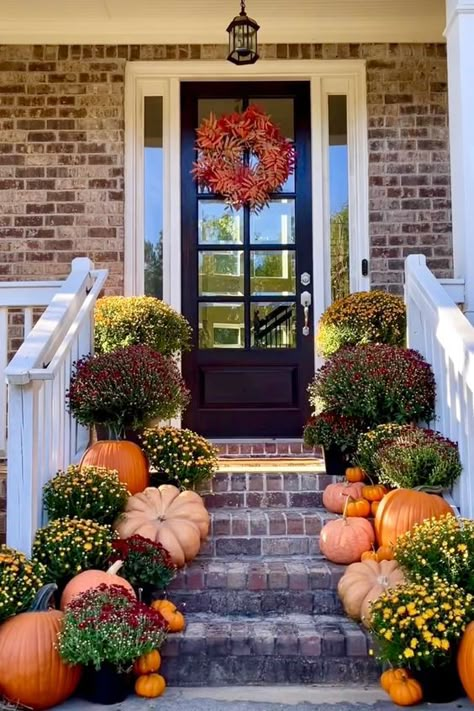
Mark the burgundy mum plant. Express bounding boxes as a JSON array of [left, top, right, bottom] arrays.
[[109, 535, 177, 590]]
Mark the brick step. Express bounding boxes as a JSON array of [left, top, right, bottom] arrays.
[[201, 471, 335, 509], [212, 440, 322, 459], [167, 557, 345, 616], [200, 508, 336, 558], [160, 613, 378, 686]]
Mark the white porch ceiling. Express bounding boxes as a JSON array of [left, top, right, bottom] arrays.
[[0, 0, 446, 44]]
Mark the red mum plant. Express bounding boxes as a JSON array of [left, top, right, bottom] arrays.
[[304, 412, 365, 454], [309, 344, 436, 428], [66, 344, 190, 438], [58, 583, 168, 670], [109, 535, 177, 591], [192, 104, 296, 212]]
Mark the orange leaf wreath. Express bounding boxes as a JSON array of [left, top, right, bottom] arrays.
[[192, 104, 296, 212]]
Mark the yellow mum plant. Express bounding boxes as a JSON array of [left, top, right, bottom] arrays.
[[316, 290, 406, 358], [0, 546, 46, 622], [369, 578, 473, 670]]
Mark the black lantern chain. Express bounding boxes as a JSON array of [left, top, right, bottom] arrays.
[[226, 0, 260, 66]]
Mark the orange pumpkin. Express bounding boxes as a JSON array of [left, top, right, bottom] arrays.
[[458, 621, 474, 701], [322, 481, 365, 514], [114, 485, 209, 567], [376, 545, 394, 562], [361, 549, 378, 561], [0, 584, 81, 710], [133, 649, 161, 675], [345, 466, 366, 483], [135, 673, 166, 698], [375, 489, 452, 547], [371, 500, 380, 516], [381, 668, 411, 693], [60, 561, 135, 610], [346, 497, 371, 518], [80, 439, 149, 495], [319, 515, 375, 565], [151, 599, 186, 633], [362, 484, 387, 502], [388, 673, 423, 706]]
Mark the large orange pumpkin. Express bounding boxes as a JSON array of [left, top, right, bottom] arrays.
[[458, 621, 474, 701], [337, 558, 405, 625], [114, 485, 210, 567], [322, 481, 365, 514], [80, 439, 149, 495], [0, 584, 81, 710], [375, 489, 452, 547], [60, 560, 136, 610], [319, 516, 375, 565]]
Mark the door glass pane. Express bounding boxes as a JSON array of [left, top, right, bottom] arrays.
[[199, 303, 245, 349], [249, 97, 295, 192], [198, 201, 243, 244], [329, 95, 350, 302], [144, 96, 163, 298], [198, 98, 243, 124], [250, 250, 296, 296], [199, 251, 244, 296], [250, 199, 295, 245], [251, 302, 296, 349]]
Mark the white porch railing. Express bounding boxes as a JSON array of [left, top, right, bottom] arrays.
[[405, 254, 474, 517], [5, 258, 108, 555], [0, 280, 63, 458]]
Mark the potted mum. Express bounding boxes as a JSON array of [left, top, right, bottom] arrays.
[[0, 545, 46, 622], [66, 344, 190, 440], [303, 412, 365, 476], [58, 583, 168, 705], [369, 578, 472, 703]]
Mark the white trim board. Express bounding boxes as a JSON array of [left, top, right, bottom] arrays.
[[124, 59, 370, 350]]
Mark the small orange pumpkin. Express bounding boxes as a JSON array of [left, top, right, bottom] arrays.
[[371, 500, 380, 516], [388, 672, 423, 706], [135, 673, 166, 698], [133, 649, 161, 676], [346, 497, 371, 518], [376, 545, 394, 562], [380, 668, 411, 693], [151, 599, 186, 633], [345, 466, 366, 483], [80, 439, 149, 495], [361, 549, 378, 561], [362, 484, 387, 502]]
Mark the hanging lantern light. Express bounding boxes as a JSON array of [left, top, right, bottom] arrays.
[[226, 0, 260, 66]]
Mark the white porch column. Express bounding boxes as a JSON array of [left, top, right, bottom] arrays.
[[445, 0, 474, 322]]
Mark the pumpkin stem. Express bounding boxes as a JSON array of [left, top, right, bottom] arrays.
[[29, 583, 58, 612], [342, 494, 350, 520], [107, 560, 124, 575]]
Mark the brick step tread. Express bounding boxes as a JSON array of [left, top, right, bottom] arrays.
[[202, 471, 334, 495], [169, 556, 344, 592], [208, 508, 337, 539]]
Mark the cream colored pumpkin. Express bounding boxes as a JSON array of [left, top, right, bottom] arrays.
[[114, 485, 209, 567], [337, 558, 405, 626]]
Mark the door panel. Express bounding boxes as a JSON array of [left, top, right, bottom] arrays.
[[181, 81, 313, 437]]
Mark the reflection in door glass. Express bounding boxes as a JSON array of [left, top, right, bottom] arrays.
[[199, 303, 245, 349], [250, 98, 295, 192], [329, 95, 350, 302], [198, 201, 243, 244], [144, 96, 163, 298], [250, 250, 296, 296], [251, 303, 296, 349], [250, 200, 295, 245], [199, 251, 244, 296]]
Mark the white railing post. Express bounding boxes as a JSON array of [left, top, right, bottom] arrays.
[[5, 259, 108, 555]]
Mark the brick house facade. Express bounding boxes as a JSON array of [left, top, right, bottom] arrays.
[[0, 42, 451, 296]]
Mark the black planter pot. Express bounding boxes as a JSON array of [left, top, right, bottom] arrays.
[[134, 583, 157, 605], [80, 663, 131, 705], [413, 657, 464, 703], [323, 446, 349, 478]]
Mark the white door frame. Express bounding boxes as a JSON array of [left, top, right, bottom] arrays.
[[124, 59, 369, 350]]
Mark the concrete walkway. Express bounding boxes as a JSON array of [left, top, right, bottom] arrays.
[[55, 685, 474, 710]]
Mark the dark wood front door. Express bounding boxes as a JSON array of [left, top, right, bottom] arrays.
[[181, 81, 313, 438]]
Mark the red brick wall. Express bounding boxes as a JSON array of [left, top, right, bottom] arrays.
[[0, 43, 451, 295]]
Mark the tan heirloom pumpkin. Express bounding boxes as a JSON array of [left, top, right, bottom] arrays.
[[0, 585, 81, 710], [60, 561, 135, 610], [375, 488, 452, 547], [114, 485, 210, 567], [322, 481, 365, 514], [337, 558, 405, 625], [319, 515, 374, 564]]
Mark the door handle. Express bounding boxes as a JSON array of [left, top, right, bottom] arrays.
[[300, 291, 311, 336]]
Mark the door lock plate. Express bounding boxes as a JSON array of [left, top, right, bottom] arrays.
[[300, 272, 311, 286]]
